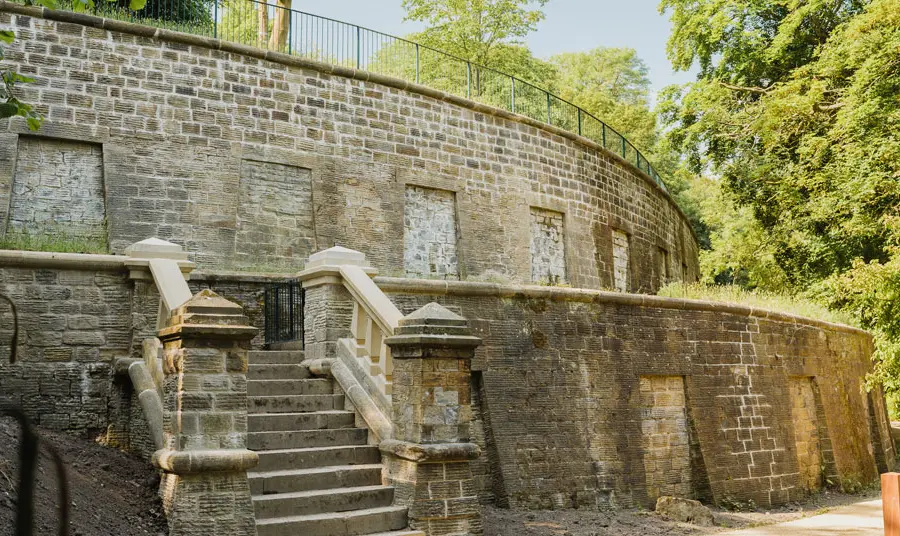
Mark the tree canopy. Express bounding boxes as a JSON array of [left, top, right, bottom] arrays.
[[660, 0, 900, 403]]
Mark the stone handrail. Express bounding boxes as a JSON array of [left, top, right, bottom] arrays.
[[123, 238, 195, 328], [299, 247, 401, 400]]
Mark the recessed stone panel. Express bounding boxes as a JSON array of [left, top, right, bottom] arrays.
[[789, 377, 823, 492], [640, 375, 691, 502], [612, 230, 629, 292], [235, 160, 314, 269], [403, 185, 459, 279], [530, 207, 566, 284], [8, 137, 106, 240]]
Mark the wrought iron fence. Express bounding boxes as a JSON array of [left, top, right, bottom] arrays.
[[263, 281, 303, 347], [26, 0, 670, 192]]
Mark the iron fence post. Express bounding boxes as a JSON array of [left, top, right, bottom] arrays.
[[602, 123, 606, 148], [415, 44, 420, 84], [288, 283, 295, 340], [511, 78, 516, 114], [622, 137, 627, 159], [287, 11, 292, 55], [213, 0, 217, 39], [546, 92, 551, 125], [577, 108, 582, 136], [357, 26, 361, 69], [466, 62, 471, 98]]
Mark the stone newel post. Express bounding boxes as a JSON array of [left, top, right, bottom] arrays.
[[382, 303, 484, 536], [152, 289, 259, 536]]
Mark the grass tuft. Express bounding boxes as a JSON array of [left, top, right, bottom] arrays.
[[0, 229, 109, 255], [658, 282, 859, 328]]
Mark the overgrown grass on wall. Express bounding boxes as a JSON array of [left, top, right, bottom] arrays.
[[658, 282, 860, 328], [0, 229, 109, 254]]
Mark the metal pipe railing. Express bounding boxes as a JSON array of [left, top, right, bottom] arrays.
[[33, 0, 670, 193]]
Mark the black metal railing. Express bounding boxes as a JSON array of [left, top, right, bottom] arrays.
[[263, 281, 304, 347]]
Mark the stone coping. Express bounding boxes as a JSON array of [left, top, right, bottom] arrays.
[[373, 277, 870, 337], [0, 0, 696, 242], [0, 249, 128, 271], [0, 248, 195, 271], [191, 269, 299, 283]]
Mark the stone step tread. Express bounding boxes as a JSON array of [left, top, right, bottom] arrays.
[[248, 364, 312, 380], [248, 394, 344, 414], [249, 464, 383, 479], [248, 428, 368, 447], [252, 485, 392, 502], [254, 505, 408, 525], [365, 530, 425, 536], [253, 445, 381, 471], [248, 410, 356, 433], [247, 378, 333, 395]]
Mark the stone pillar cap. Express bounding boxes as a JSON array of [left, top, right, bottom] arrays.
[[305, 246, 370, 270], [386, 302, 482, 348], [125, 238, 190, 261], [159, 289, 258, 341]]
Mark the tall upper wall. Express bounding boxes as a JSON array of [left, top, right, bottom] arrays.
[[0, 5, 698, 293]]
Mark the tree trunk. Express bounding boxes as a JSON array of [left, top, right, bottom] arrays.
[[268, 0, 291, 52], [256, 1, 268, 48]]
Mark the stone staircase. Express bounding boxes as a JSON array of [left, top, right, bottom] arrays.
[[246, 349, 421, 536]]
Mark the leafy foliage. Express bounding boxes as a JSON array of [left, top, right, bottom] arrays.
[[660, 0, 900, 405]]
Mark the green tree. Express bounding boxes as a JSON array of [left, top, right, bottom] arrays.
[[401, 0, 551, 82], [660, 0, 900, 402]]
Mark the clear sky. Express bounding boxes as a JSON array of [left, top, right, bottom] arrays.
[[293, 0, 697, 96]]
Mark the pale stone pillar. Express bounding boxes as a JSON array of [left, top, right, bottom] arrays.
[[382, 303, 484, 536], [152, 289, 259, 536], [297, 246, 377, 360]]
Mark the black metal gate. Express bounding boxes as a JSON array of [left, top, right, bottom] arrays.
[[263, 281, 304, 348]]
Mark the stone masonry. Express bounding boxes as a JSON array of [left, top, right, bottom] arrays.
[[530, 207, 566, 285], [639, 376, 691, 503], [154, 289, 258, 536], [383, 303, 483, 536], [789, 377, 823, 492], [0, 4, 698, 289], [404, 185, 460, 280], [612, 230, 629, 292], [6, 136, 106, 240], [234, 159, 315, 269], [380, 280, 894, 509]]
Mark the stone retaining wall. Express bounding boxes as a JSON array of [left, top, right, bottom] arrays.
[[0, 4, 697, 293], [376, 278, 894, 509]]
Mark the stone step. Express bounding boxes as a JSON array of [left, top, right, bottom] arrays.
[[255, 505, 409, 536], [248, 378, 333, 396], [249, 395, 344, 414], [268, 340, 304, 351], [249, 464, 383, 495], [248, 363, 311, 380], [249, 428, 368, 450], [250, 350, 305, 364], [248, 411, 356, 433], [255, 445, 381, 472], [253, 485, 394, 519]]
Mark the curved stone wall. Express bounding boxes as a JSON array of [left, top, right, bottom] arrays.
[[377, 278, 895, 509], [0, 4, 697, 293]]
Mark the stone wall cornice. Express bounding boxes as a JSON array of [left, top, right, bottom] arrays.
[[374, 276, 870, 338], [0, 0, 697, 244], [0, 248, 127, 271]]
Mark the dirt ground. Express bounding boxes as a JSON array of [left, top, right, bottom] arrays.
[[0, 418, 167, 536], [483, 488, 882, 536], [0, 416, 881, 536]]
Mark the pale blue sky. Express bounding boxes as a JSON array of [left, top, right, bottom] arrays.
[[293, 0, 697, 96]]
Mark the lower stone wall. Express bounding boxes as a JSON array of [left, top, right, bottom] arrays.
[[377, 278, 894, 509], [0, 262, 132, 433]]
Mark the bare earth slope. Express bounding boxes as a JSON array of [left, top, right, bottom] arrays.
[[0, 419, 167, 536]]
